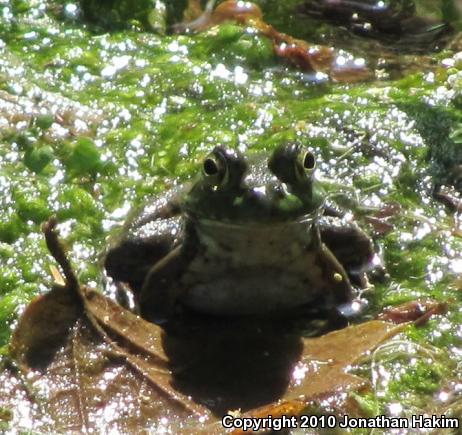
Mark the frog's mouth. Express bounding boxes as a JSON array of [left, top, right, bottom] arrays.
[[190, 211, 320, 251]]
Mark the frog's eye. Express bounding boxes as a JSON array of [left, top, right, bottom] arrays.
[[202, 154, 227, 185], [297, 150, 316, 176], [203, 157, 220, 176], [203, 146, 246, 189], [269, 143, 316, 185]]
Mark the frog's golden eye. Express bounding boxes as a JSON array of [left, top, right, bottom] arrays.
[[202, 146, 246, 189], [296, 149, 316, 179], [301, 151, 315, 170], [269, 143, 316, 185]]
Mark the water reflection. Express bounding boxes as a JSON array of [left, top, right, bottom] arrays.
[[162, 315, 309, 415]]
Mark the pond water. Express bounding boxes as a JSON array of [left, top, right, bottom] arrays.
[[1, 0, 462, 431]]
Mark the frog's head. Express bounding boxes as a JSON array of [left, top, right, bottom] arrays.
[[182, 144, 325, 224]]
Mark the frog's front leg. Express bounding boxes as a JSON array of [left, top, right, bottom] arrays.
[[315, 238, 360, 327], [318, 217, 374, 286], [105, 231, 179, 293], [139, 244, 194, 324], [305, 225, 353, 311], [104, 188, 183, 292]]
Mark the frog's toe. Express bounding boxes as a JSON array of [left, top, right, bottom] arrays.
[[139, 291, 175, 324], [147, 311, 170, 325], [140, 304, 171, 325]]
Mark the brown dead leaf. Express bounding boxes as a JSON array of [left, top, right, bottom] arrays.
[[6, 284, 210, 432], [378, 300, 449, 325], [0, 219, 404, 433]]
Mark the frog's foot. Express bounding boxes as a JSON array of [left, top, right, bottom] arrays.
[[140, 275, 179, 325], [348, 269, 371, 289], [105, 234, 176, 293], [140, 292, 174, 325], [319, 217, 374, 284]]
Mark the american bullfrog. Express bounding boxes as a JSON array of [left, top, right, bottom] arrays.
[[105, 144, 373, 323]]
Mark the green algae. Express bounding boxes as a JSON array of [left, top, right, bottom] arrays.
[[0, 0, 462, 430]]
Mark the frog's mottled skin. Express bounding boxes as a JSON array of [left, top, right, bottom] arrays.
[[105, 144, 373, 322]]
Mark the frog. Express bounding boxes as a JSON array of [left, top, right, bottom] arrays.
[[104, 143, 374, 324]]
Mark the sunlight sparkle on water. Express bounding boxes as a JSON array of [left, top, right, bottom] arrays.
[[249, 79, 274, 96], [414, 222, 432, 240], [336, 56, 346, 66], [388, 403, 403, 415], [64, 3, 78, 15], [211, 63, 231, 80], [153, 98, 167, 121], [438, 391, 450, 402], [291, 362, 308, 386], [315, 71, 328, 81], [2, 6, 13, 21], [425, 86, 455, 106], [135, 58, 148, 68], [450, 258, 462, 273], [254, 107, 274, 129], [155, 416, 171, 434], [234, 66, 248, 85], [72, 242, 95, 262], [140, 73, 151, 87], [24, 31, 38, 40], [167, 40, 188, 55], [101, 55, 131, 78]]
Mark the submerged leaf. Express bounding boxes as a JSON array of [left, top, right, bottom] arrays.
[[2, 280, 403, 432], [4, 287, 208, 434], [10, 284, 82, 369], [0, 220, 404, 432]]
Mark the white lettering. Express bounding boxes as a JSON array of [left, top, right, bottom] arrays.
[[222, 415, 233, 429]]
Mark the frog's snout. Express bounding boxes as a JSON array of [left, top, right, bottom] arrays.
[[242, 183, 284, 208]]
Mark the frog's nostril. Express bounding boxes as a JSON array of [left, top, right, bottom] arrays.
[[241, 188, 267, 209], [242, 185, 284, 208]]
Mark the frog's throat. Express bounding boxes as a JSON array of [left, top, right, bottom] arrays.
[[188, 212, 319, 264], [188, 211, 320, 230]]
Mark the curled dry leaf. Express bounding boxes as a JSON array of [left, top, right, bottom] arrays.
[[378, 300, 449, 326], [362, 202, 402, 235], [0, 218, 404, 433]]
